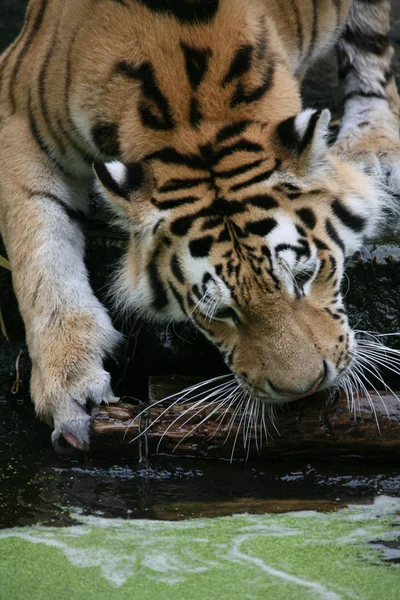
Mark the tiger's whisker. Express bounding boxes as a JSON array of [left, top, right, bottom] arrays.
[[153, 379, 237, 450], [171, 391, 239, 452], [128, 374, 234, 442], [231, 395, 251, 462]]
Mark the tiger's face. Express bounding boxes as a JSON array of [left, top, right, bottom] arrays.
[[94, 110, 387, 404]]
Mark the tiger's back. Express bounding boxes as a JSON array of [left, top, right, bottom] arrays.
[[0, 0, 349, 170]]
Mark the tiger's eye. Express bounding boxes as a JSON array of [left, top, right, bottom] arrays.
[[214, 307, 241, 326]]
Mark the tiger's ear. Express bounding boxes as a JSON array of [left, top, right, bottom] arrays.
[[93, 161, 149, 205], [275, 109, 331, 174]]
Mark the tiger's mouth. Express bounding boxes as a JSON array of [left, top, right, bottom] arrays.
[[234, 360, 331, 404], [234, 377, 273, 402]]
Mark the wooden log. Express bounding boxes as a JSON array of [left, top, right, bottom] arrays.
[[90, 376, 400, 460]]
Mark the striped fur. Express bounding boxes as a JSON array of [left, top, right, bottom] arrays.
[[0, 0, 398, 450]]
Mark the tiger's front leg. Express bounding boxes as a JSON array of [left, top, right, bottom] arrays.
[[0, 120, 120, 452], [334, 0, 400, 196]]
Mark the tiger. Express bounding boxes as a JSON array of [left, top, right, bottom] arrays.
[[0, 0, 399, 452]]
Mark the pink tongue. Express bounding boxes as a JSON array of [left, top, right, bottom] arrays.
[[63, 432, 81, 448]]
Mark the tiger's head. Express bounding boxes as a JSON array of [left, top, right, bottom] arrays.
[[94, 109, 387, 404]]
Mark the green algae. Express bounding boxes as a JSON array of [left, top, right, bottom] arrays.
[[1, 496, 400, 600]]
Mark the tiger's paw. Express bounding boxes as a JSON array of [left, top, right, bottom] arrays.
[[32, 361, 119, 453], [335, 138, 400, 201], [353, 146, 400, 199]]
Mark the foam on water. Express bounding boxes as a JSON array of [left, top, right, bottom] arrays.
[[0, 496, 399, 599]]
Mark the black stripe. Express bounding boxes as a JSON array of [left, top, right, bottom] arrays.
[[0, 1, 33, 88], [303, 0, 318, 64], [56, 117, 92, 163], [147, 246, 169, 310], [298, 110, 321, 153], [216, 121, 253, 144], [208, 198, 246, 217], [331, 199, 366, 232], [190, 311, 215, 336], [261, 246, 281, 290], [289, 0, 304, 53], [215, 159, 263, 179], [313, 237, 329, 251], [26, 188, 67, 207], [181, 44, 212, 91], [60, 30, 93, 160], [202, 272, 214, 288], [296, 224, 307, 237], [170, 198, 246, 236], [146, 147, 206, 170], [222, 45, 253, 86], [245, 218, 277, 237], [255, 19, 268, 61], [296, 207, 316, 229], [275, 241, 310, 260], [25, 187, 82, 222], [325, 219, 345, 252], [207, 140, 264, 166], [0, 31, 24, 90], [246, 194, 278, 210], [169, 280, 186, 314], [171, 215, 195, 236], [171, 254, 184, 283], [342, 26, 390, 56], [133, 0, 219, 24], [9, 0, 48, 111], [190, 98, 203, 128], [192, 284, 202, 301], [327, 255, 337, 281], [117, 61, 175, 131], [230, 160, 280, 192], [159, 177, 210, 193], [230, 60, 275, 108], [274, 182, 301, 193], [38, 41, 67, 155], [94, 0, 129, 5], [138, 104, 173, 131], [325, 307, 341, 320], [344, 91, 387, 102], [189, 236, 214, 258], [151, 195, 200, 211], [318, 258, 326, 276], [0, 49, 13, 89], [217, 226, 230, 242], [202, 217, 224, 231], [28, 96, 68, 176]]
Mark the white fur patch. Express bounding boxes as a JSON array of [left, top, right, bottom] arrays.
[[105, 161, 127, 186]]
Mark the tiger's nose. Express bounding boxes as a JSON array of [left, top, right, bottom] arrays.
[[268, 361, 327, 400]]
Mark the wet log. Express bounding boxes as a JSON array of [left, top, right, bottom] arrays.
[[90, 376, 400, 460]]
